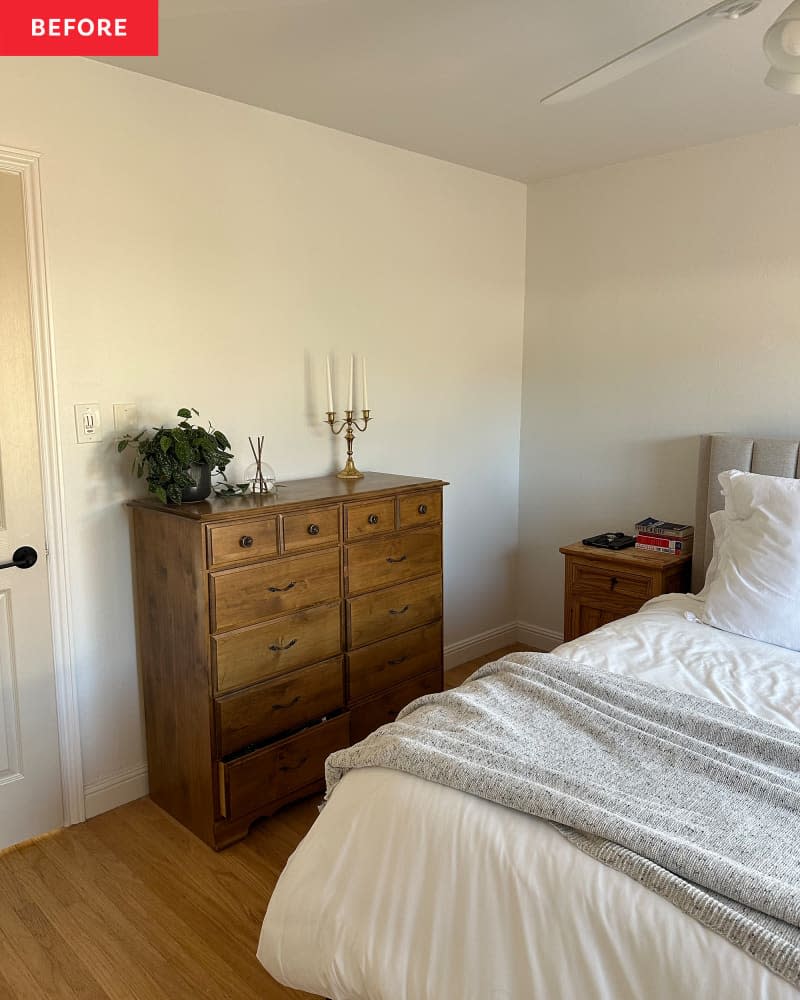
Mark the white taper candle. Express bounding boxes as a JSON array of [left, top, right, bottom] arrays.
[[347, 354, 354, 412], [325, 355, 334, 412], [362, 357, 369, 411]]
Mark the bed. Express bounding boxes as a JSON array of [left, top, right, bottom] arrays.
[[257, 435, 800, 999]]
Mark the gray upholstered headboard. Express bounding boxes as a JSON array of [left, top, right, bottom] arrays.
[[693, 434, 800, 593]]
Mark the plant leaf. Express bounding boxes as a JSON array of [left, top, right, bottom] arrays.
[[177, 408, 191, 419]]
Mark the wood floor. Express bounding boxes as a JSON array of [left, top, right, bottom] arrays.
[[0, 644, 532, 1000]]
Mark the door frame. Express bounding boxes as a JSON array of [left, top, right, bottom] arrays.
[[0, 144, 85, 827]]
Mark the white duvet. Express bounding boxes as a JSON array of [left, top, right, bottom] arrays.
[[258, 595, 800, 999]]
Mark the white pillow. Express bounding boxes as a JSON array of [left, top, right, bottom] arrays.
[[702, 469, 800, 650], [696, 509, 728, 600]]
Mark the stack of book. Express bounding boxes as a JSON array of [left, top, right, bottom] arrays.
[[634, 517, 693, 555]]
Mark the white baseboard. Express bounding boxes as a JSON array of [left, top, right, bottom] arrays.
[[84, 764, 149, 820], [444, 622, 519, 671], [517, 621, 564, 651]]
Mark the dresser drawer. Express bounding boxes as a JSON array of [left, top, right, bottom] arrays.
[[213, 601, 342, 694], [206, 517, 278, 569], [344, 498, 396, 540], [346, 526, 442, 596], [211, 548, 340, 631], [281, 506, 340, 554], [568, 559, 653, 606], [348, 573, 442, 648], [349, 620, 442, 702], [216, 656, 345, 758], [398, 490, 441, 529], [219, 713, 349, 820], [349, 670, 441, 744]]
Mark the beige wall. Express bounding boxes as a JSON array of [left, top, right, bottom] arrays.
[[519, 125, 800, 634], [0, 58, 526, 809]]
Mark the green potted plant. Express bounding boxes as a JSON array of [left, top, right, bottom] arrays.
[[118, 407, 234, 504]]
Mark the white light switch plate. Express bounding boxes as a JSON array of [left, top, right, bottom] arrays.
[[113, 403, 139, 436], [74, 403, 103, 444]]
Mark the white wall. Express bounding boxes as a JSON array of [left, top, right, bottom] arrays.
[[519, 124, 800, 635], [0, 58, 526, 811]]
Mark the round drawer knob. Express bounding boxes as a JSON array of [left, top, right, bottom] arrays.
[[307, 523, 320, 536], [239, 535, 254, 548], [418, 503, 428, 515], [368, 513, 379, 525]]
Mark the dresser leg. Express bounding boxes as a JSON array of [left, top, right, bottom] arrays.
[[212, 816, 255, 851]]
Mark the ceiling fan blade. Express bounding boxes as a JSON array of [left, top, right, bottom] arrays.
[[540, 0, 762, 105]]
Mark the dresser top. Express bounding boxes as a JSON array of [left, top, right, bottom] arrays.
[[128, 471, 447, 522]]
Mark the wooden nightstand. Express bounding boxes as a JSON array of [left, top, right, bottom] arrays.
[[559, 542, 692, 642]]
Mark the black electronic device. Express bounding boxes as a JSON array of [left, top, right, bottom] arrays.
[[582, 532, 635, 550]]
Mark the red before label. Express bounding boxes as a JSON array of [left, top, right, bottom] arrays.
[[0, 0, 158, 55]]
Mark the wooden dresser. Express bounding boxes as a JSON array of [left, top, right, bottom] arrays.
[[129, 472, 446, 849], [560, 542, 691, 642]]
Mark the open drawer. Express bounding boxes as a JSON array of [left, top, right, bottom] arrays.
[[218, 713, 349, 820]]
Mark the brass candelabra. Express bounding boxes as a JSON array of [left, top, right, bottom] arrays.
[[326, 409, 371, 479]]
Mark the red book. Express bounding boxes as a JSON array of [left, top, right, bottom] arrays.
[[635, 533, 691, 554]]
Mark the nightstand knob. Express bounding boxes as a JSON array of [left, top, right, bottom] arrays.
[[418, 503, 427, 515], [307, 523, 320, 536], [239, 535, 254, 548], [368, 513, 379, 525], [610, 576, 618, 590]]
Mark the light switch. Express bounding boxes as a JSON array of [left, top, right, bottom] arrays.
[[74, 403, 103, 444], [113, 403, 139, 436]]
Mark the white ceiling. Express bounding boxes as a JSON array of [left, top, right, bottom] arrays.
[[97, 0, 800, 181]]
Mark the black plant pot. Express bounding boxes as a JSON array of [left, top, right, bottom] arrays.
[[180, 463, 212, 503]]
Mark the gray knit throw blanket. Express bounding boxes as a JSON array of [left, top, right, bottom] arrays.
[[325, 652, 800, 987]]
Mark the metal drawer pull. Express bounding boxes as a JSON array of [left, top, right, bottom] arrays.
[[269, 639, 298, 652], [307, 523, 320, 535], [268, 581, 296, 593], [418, 503, 427, 515], [279, 755, 308, 772], [388, 655, 407, 665], [389, 605, 410, 615], [273, 694, 301, 710], [368, 513, 380, 525], [386, 555, 407, 564], [239, 535, 254, 548]]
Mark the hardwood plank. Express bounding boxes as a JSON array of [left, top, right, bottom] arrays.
[[0, 645, 516, 1000]]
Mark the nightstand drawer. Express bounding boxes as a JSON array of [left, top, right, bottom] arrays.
[[347, 574, 442, 648], [213, 601, 342, 694], [349, 620, 442, 701], [219, 714, 349, 820], [344, 498, 396, 540], [281, 506, 340, 553], [211, 548, 340, 631], [207, 517, 278, 569], [568, 561, 653, 604], [215, 655, 344, 757], [349, 670, 441, 743], [398, 490, 441, 528], [346, 526, 442, 596]]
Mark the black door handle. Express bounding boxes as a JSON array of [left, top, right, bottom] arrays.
[[0, 546, 38, 571]]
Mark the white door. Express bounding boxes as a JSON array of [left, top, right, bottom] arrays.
[[0, 168, 63, 849]]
